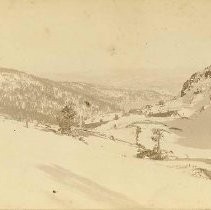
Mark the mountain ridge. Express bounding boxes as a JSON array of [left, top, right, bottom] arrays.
[[0, 67, 172, 125]]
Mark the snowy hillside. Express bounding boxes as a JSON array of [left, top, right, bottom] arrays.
[[180, 65, 211, 110], [0, 115, 211, 209], [60, 81, 173, 111], [181, 65, 211, 97], [0, 68, 121, 124], [141, 65, 211, 118], [0, 68, 172, 125]]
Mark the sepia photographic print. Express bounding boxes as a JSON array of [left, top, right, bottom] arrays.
[[0, 0, 211, 209]]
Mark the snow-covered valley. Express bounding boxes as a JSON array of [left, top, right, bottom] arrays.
[[1, 66, 211, 209]]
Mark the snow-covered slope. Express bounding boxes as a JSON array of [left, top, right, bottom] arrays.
[[141, 65, 211, 118], [1, 116, 211, 209], [166, 105, 211, 149]]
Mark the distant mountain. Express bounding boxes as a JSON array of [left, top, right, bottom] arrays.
[[0, 68, 114, 124], [0, 67, 172, 124], [60, 81, 173, 111]]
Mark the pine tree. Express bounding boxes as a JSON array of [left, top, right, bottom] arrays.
[[57, 103, 77, 135]]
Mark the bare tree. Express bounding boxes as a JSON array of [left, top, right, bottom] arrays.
[[135, 126, 142, 145], [151, 128, 164, 154]]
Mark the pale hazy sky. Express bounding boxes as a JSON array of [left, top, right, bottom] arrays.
[[0, 0, 211, 90]]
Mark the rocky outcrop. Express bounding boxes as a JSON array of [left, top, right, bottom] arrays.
[[181, 66, 211, 97]]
